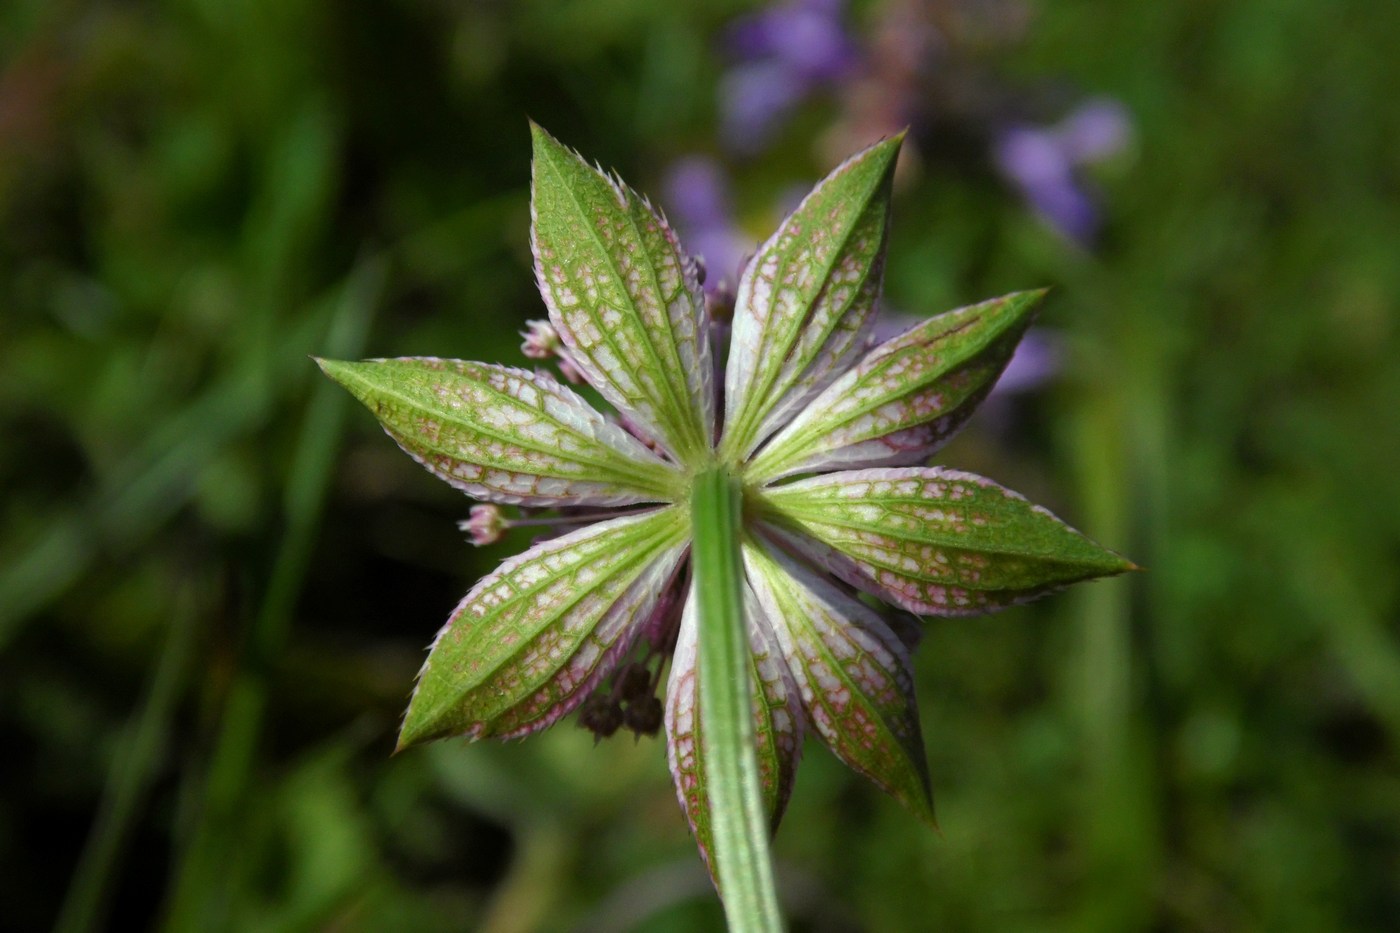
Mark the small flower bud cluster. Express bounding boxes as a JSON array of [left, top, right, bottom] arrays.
[[521, 319, 584, 383], [579, 660, 663, 742], [520, 319, 561, 359], [459, 504, 505, 546]]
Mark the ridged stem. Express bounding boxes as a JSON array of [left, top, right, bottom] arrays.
[[690, 468, 784, 932]]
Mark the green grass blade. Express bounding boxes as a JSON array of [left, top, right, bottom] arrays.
[[161, 259, 384, 930], [53, 584, 202, 933]]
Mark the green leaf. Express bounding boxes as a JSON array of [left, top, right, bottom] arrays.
[[746, 290, 1045, 482], [743, 538, 936, 828], [398, 507, 689, 748], [721, 134, 904, 464], [316, 356, 680, 505], [530, 123, 714, 466], [688, 468, 784, 930], [760, 467, 1136, 616]]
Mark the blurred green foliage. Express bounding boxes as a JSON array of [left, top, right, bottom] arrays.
[[2, 0, 1398, 930]]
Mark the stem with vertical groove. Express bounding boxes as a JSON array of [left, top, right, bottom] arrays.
[[690, 467, 784, 932]]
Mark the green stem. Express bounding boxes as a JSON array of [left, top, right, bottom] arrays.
[[690, 468, 784, 932]]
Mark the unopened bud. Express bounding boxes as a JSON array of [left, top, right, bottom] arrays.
[[579, 694, 623, 740], [459, 504, 504, 547], [520, 319, 561, 359], [623, 696, 663, 737], [615, 663, 651, 702], [522, 319, 586, 384]]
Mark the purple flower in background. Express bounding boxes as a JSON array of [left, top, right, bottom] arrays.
[[720, 0, 857, 152], [1057, 97, 1134, 163], [728, 0, 854, 80], [664, 156, 751, 294], [719, 63, 808, 154], [993, 97, 1132, 245], [708, 1, 1135, 247]]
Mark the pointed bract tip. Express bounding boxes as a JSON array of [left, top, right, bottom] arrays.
[[992, 288, 1050, 318], [313, 358, 376, 404], [529, 121, 565, 170], [1090, 551, 1141, 578], [911, 770, 940, 833], [392, 718, 447, 755], [913, 785, 939, 832], [314, 356, 351, 383], [395, 715, 437, 755], [831, 132, 905, 183], [1100, 543, 1140, 575], [528, 121, 575, 161], [1010, 288, 1050, 324], [867, 132, 905, 164], [528, 123, 601, 188]]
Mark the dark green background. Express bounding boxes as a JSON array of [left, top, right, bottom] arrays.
[[2, 1, 1397, 930]]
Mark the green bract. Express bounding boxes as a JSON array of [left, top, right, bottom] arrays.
[[319, 123, 1132, 914]]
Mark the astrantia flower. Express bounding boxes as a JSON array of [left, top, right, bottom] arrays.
[[318, 124, 1131, 874]]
